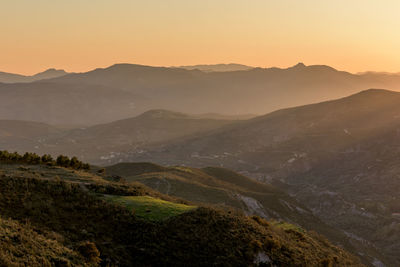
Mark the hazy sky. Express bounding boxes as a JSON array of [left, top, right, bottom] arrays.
[[1, 0, 400, 75]]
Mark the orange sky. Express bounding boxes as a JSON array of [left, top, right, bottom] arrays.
[[1, 0, 400, 75]]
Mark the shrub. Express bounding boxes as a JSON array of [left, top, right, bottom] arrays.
[[77, 241, 101, 264]]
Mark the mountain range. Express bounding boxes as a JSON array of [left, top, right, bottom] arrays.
[[2, 63, 400, 125]]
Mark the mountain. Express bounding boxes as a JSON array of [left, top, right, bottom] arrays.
[[0, 154, 364, 266], [30, 68, 68, 81], [0, 110, 236, 163], [0, 68, 67, 83], [0, 81, 144, 125], [178, 63, 254, 72], [119, 89, 400, 266], [2, 63, 400, 125], [0, 72, 27, 83], [0, 120, 60, 138]]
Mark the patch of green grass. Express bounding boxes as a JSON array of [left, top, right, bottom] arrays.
[[105, 195, 196, 221], [271, 220, 305, 233], [172, 166, 195, 174]]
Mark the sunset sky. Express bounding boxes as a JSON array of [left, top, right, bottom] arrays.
[[1, 0, 400, 75]]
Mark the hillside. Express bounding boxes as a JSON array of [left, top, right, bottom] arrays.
[[0, 110, 235, 163], [0, 217, 87, 266], [0, 156, 364, 266], [0, 120, 59, 138], [0, 81, 145, 125], [106, 163, 318, 222], [105, 162, 386, 266], [2, 63, 400, 124], [0, 120, 60, 152], [121, 89, 400, 266], [106, 162, 330, 224]]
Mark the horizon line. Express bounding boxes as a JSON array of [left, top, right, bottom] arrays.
[[1, 62, 400, 77]]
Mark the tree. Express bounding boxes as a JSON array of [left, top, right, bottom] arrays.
[[41, 154, 53, 164], [69, 156, 82, 169], [56, 155, 70, 167]]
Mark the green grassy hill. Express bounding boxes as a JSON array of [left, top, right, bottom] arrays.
[[0, 160, 363, 266]]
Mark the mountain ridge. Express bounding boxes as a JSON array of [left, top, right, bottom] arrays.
[[177, 63, 254, 72], [0, 68, 67, 83], [2, 63, 400, 125]]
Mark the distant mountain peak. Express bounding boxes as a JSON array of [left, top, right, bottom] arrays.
[[0, 68, 68, 83], [287, 62, 341, 72], [31, 68, 67, 81], [350, 88, 399, 98], [33, 68, 66, 76], [292, 62, 306, 68]]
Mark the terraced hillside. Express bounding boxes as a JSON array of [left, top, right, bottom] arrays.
[[0, 157, 363, 266]]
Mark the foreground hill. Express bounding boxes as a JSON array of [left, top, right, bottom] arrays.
[[2, 63, 400, 124], [122, 89, 400, 266], [0, 156, 363, 266]]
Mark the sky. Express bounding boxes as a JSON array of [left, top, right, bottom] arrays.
[[1, 0, 400, 75]]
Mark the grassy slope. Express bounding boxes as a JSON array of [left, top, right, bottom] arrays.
[[0, 162, 364, 266], [105, 162, 384, 266], [0, 217, 87, 267], [105, 195, 196, 221]]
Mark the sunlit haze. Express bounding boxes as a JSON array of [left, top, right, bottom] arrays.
[[2, 0, 400, 75]]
